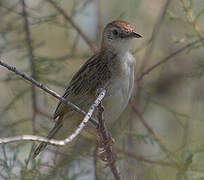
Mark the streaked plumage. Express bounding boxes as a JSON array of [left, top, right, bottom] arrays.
[[33, 20, 141, 158]]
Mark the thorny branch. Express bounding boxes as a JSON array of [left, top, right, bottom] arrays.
[[46, 0, 99, 53], [0, 60, 98, 127], [0, 87, 106, 146], [97, 102, 121, 180], [21, 0, 38, 133]]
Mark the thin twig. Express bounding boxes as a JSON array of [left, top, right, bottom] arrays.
[[116, 147, 175, 168], [97, 102, 121, 180], [130, 100, 181, 169], [181, 0, 204, 46], [137, 37, 204, 81], [138, 0, 172, 75], [95, 0, 102, 42], [128, 3, 172, 177], [0, 119, 29, 133], [36, 108, 53, 120], [0, 89, 106, 145], [0, 60, 98, 127], [93, 145, 100, 180], [46, 0, 99, 53], [21, 0, 38, 134]]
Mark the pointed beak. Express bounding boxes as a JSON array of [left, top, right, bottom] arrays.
[[120, 31, 142, 38], [131, 31, 142, 38], [120, 31, 142, 39]]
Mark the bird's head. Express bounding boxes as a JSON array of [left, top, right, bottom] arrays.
[[102, 20, 142, 54]]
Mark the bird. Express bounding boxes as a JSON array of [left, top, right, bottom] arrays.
[[33, 20, 142, 158]]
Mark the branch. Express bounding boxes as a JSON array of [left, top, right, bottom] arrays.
[[95, 0, 102, 42], [137, 37, 204, 81], [36, 108, 53, 120], [0, 89, 106, 145], [130, 100, 181, 169], [116, 148, 175, 168], [97, 102, 121, 180], [138, 0, 172, 75], [46, 0, 99, 53], [21, 0, 38, 133], [181, 0, 204, 46], [0, 60, 98, 127], [93, 145, 100, 180]]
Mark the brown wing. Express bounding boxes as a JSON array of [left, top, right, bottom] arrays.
[[53, 51, 112, 119]]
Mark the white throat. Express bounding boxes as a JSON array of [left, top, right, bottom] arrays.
[[103, 38, 133, 55]]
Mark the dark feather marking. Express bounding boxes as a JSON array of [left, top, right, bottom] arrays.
[[53, 51, 115, 119]]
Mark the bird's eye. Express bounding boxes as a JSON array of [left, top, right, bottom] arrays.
[[112, 29, 118, 36]]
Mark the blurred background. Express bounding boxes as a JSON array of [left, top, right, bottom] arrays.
[[0, 0, 204, 179]]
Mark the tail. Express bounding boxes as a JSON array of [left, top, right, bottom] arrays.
[[32, 118, 63, 159]]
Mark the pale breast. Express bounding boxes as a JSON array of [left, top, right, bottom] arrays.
[[102, 52, 136, 122]]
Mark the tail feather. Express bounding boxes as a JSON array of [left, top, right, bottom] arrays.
[[32, 118, 63, 159]]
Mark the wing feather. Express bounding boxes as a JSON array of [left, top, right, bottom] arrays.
[[53, 52, 112, 119]]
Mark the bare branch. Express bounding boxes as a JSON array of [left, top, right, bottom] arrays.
[[181, 0, 204, 46], [95, 0, 102, 42], [128, 3, 172, 177], [93, 145, 99, 180], [130, 100, 181, 169], [97, 103, 121, 180], [0, 60, 98, 127], [137, 37, 204, 81], [46, 0, 99, 53], [21, 0, 38, 133], [137, 0, 172, 75], [0, 89, 106, 145], [116, 148, 175, 168], [36, 108, 53, 120]]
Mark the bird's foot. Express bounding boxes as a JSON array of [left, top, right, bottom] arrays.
[[97, 132, 117, 164]]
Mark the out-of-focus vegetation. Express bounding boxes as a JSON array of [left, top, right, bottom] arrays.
[[0, 0, 204, 179]]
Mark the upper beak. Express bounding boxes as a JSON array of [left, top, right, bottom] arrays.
[[131, 31, 142, 38], [120, 31, 142, 38]]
